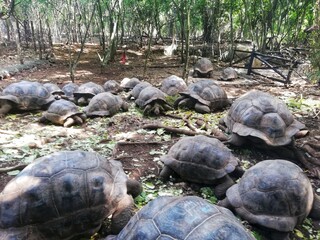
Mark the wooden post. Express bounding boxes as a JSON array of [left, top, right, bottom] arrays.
[[247, 46, 255, 75]]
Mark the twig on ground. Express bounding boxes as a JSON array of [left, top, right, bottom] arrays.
[[0, 164, 28, 173]]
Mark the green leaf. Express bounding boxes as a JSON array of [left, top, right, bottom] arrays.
[[294, 229, 304, 238]]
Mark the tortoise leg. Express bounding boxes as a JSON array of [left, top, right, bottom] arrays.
[[231, 165, 245, 178], [143, 104, 152, 116], [217, 196, 233, 209], [173, 96, 185, 109], [159, 166, 174, 181], [39, 115, 49, 124], [111, 195, 135, 234], [214, 175, 235, 199], [178, 98, 194, 110], [163, 103, 173, 111], [0, 101, 13, 116], [74, 115, 85, 125], [228, 133, 246, 146], [308, 192, 320, 220], [194, 102, 211, 113], [64, 117, 76, 127], [126, 179, 142, 198]]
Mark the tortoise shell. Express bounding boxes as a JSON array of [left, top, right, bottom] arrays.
[[108, 196, 255, 240], [160, 75, 187, 96], [84, 92, 128, 117], [223, 90, 305, 146], [193, 58, 213, 77], [73, 82, 104, 103], [62, 83, 79, 100], [0, 80, 55, 111], [135, 86, 168, 108], [120, 77, 141, 91], [224, 159, 314, 232], [103, 80, 122, 94], [175, 80, 229, 113], [0, 150, 141, 239], [221, 67, 238, 81], [129, 81, 151, 100], [42, 99, 84, 126], [160, 135, 240, 184], [43, 83, 64, 96]]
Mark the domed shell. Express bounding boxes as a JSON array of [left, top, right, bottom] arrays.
[[43, 83, 64, 96], [160, 75, 187, 96], [74, 82, 104, 98], [84, 92, 128, 117], [103, 80, 122, 94], [0, 80, 55, 110], [135, 86, 167, 108], [129, 81, 151, 99], [221, 67, 238, 81], [62, 83, 79, 99], [177, 80, 229, 111], [0, 150, 141, 239], [225, 159, 314, 232], [194, 58, 213, 75], [110, 196, 255, 240], [223, 90, 305, 146], [160, 135, 240, 184], [43, 99, 83, 125], [120, 77, 141, 91]]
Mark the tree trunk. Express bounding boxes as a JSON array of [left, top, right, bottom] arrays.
[[30, 20, 37, 52], [182, 3, 190, 82], [12, 16, 24, 64]]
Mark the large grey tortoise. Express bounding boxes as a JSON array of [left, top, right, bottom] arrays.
[[135, 86, 173, 116], [160, 135, 244, 199], [127, 81, 151, 100], [106, 196, 255, 240], [84, 92, 128, 117], [62, 82, 79, 102], [193, 57, 214, 78], [103, 80, 123, 94], [0, 150, 142, 239], [120, 77, 141, 92], [222, 90, 306, 147], [43, 83, 65, 98], [73, 82, 105, 106], [160, 75, 187, 96], [39, 99, 86, 127], [0, 80, 55, 116], [174, 79, 229, 113], [221, 67, 238, 81], [218, 159, 320, 240]]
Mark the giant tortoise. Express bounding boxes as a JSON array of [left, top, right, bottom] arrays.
[[160, 135, 244, 198], [39, 99, 86, 127], [106, 196, 255, 240], [193, 58, 214, 78], [174, 79, 229, 113], [218, 159, 320, 240], [0, 80, 55, 116], [221, 90, 306, 147], [0, 150, 142, 239], [84, 92, 128, 117]]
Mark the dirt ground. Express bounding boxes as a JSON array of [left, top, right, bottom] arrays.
[[0, 43, 320, 239]]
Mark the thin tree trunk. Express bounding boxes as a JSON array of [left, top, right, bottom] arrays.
[[182, 3, 190, 82], [30, 21, 37, 52], [46, 18, 53, 48], [12, 16, 24, 64], [69, 0, 98, 82]]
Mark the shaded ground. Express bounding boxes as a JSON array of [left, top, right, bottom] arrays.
[[0, 43, 320, 239]]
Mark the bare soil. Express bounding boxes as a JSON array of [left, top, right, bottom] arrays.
[[0, 43, 320, 239]]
